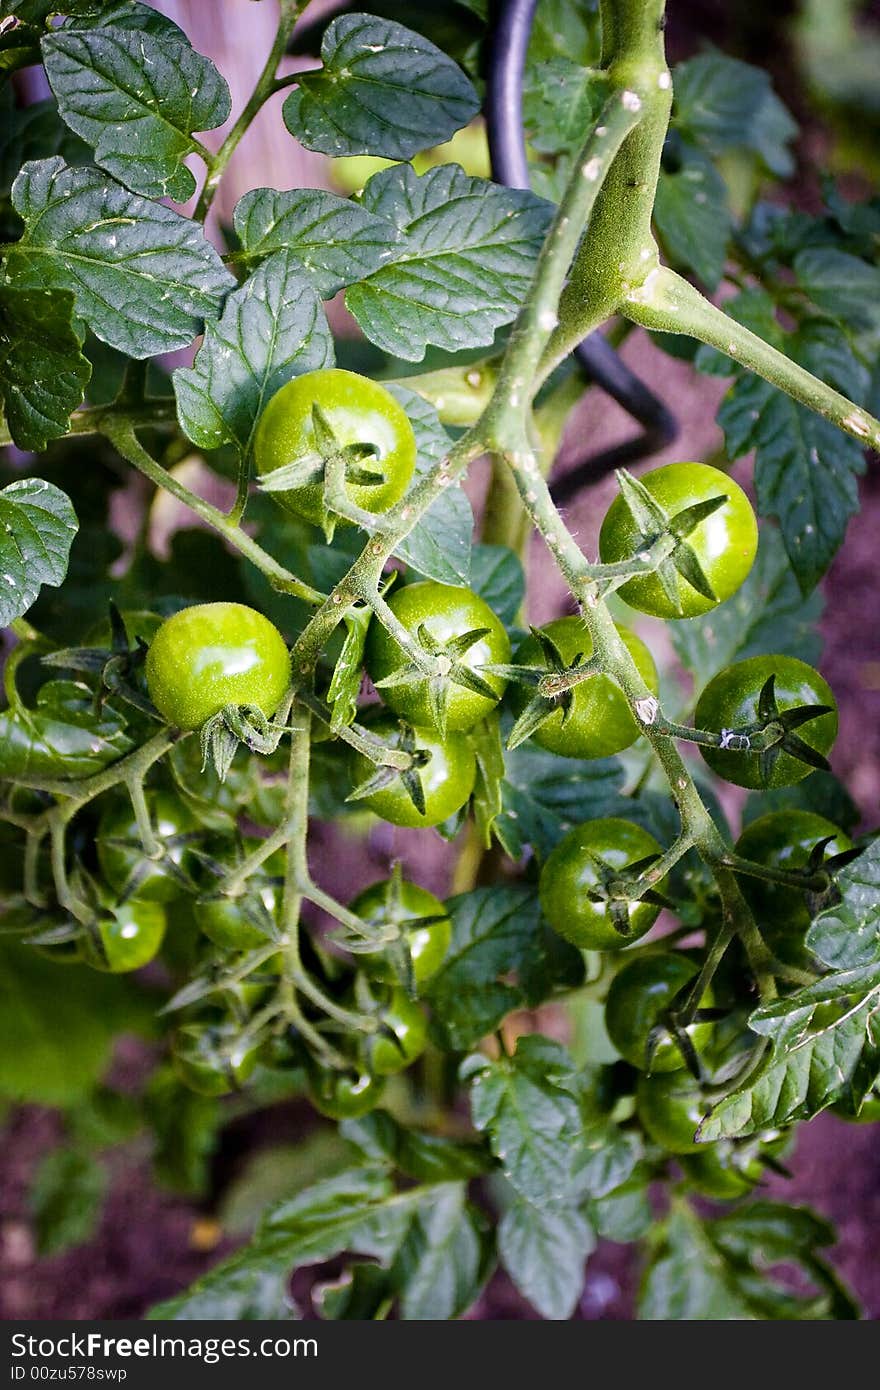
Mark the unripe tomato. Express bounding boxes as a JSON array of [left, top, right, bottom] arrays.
[[539, 817, 667, 950], [81, 900, 166, 972], [677, 1142, 764, 1199], [97, 790, 199, 903], [145, 603, 290, 731], [307, 1062, 385, 1119], [598, 462, 757, 619], [349, 877, 451, 989], [350, 717, 476, 828], [511, 617, 658, 758], [605, 952, 715, 1072], [172, 1023, 261, 1096], [734, 811, 853, 967], [637, 1071, 710, 1153], [365, 580, 510, 733], [364, 987, 428, 1075], [194, 838, 286, 952], [695, 656, 838, 790], [253, 369, 416, 527]]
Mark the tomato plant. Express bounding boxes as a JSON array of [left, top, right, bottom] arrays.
[[1, 0, 878, 1327]]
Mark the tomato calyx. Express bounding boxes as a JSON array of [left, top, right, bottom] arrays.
[[374, 621, 499, 740], [613, 468, 728, 614], [582, 848, 672, 936], [199, 702, 289, 782], [499, 626, 600, 750], [346, 720, 432, 818], [258, 402, 387, 540], [714, 673, 835, 784], [43, 603, 160, 721]]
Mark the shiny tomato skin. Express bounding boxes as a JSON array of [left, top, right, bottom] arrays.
[[350, 717, 476, 829], [539, 817, 666, 950], [349, 878, 451, 989], [605, 952, 715, 1073]]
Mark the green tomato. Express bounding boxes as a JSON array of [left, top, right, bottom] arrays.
[[539, 817, 667, 950], [97, 790, 199, 903], [330, 122, 491, 194], [145, 602, 290, 731], [605, 952, 715, 1073], [307, 1063, 386, 1119], [193, 838, 285, 951], [172, 1023, 261, 1096], [695, 656, 838, 790], [598, 462, 758, 619], [81, 900, 166, 973], [349, 877, 451, 989], [677, 1141, 766, 1199], [253, 369, 416, 527], [637, 1071, 710, 1153], [350, 717, 476, 829], [364, 987, 428, 1075], [735, 811, 853, 968], [512, 617, 658, 758], [365, 580, 511, 733]]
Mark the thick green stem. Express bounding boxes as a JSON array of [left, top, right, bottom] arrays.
[[624, 267, 880, 452]]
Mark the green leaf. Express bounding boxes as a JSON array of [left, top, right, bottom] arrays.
[[327, 604, 371, 730], [673, 51, 796, 174], [470, 713, 505, 849], [794, 246, 880, 343], [0, 477, 78, 627], [0, 941, 152, 1105], [346, 164, 553, 361], [806, 839, 880, 971], [149, 1254, 298, 1321], [715, 322, 868, 593], [233, 187, 394, 298], [640, 1199, 853, 1320], [467, 1036, 582, 1206], [0, 96, 90, 211], [173, 252, 334, 455], [388, 384, 473, 585], [342, 1109, 491, 1182], [654, 149, 730, 291], [30, 1146, 107, 1257], [427, 886, 572, 1051], [219, 1134, 353, 1236], [0, 678, 132, 781], [498, 1198, 594, 1320], [494, 743, 624, 861], [393, 1183, 492, 1320], [282, 13, 478, 161], [469, 544, 525, 626], [671, 527, 823, 688], [0, 286, 91, 450], [700, 962, 880, 1140], [5, 157, 234, 357], [42, 20, 230, 201], [589, 1168, 653, 1242]]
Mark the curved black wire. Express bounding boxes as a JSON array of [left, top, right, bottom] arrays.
[[485, 0, 678, 499]]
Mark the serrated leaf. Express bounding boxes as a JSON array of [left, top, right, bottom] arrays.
[[468, 1036, 582, 1206], [700, 962, 880, 1140], [806, 840, 880, 971], [494, 742, 624, 861], [393, 1183, 492, 1320], [673, 51, 796, 174], [346, 164, 553, 361], [654, 148, 730, 291], [42, 21, 230, 200], [715, 322, 868, 593], [30, 1147, 107, 1257], [0, 284, 91, 450], [0, 96, 90, 209], [671, 528, 823, 688], [498, 1199, 594, 1320], [342, 1110, 492, 1182], [387, 384, 473, 585], [5, 157, 233, 358], [640, 1198, 852, 1320], [427, 886, 579, 1051], [233, 186, 395, 297], [0, 478, 78, 626], [282, 12, 478, 161], [173, 252, 333, 455], [794, 246, 880, 342]]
